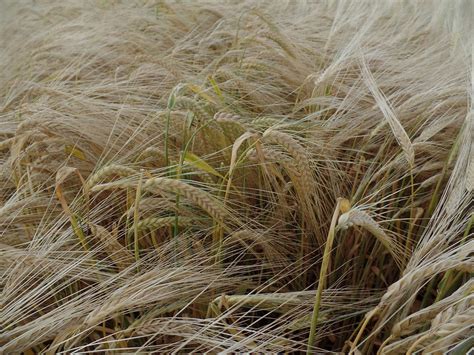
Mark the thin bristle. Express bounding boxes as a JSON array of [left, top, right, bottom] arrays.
[[0, 0, 471, 353]]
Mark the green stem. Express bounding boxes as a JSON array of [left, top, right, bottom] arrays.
[[425, 133, 461, 219], [435, 212, 473, 301], [164, 109, 171, 168], [405, 170, 416, 253], [307, 198, 342, 354], [133, 171, 144, 263]]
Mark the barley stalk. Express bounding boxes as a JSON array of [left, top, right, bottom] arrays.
[[307, 198, 342, 354]]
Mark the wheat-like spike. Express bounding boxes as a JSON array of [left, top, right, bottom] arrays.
[[0, 320, 83, 355], [130, 317, 256, 346], [262, 130, 308, 170], [132, 318, 195, 336], [258, 30, 297, 58], [91, 180, 136, 192], [133, 55, 182, 78], [87, 164, 137, 189], [246, 145, 316, 232], [136, 147, 166, 165], [0, 137, 13, 151], [247, 147, 300, 176], [413, 116, 457, 143], [360, 54, 415, 167], [0, 196, 50, 221], [214, 67, 237, 83], [175, 96, 208, 119], [83, 267, 226, 327], [144, 178, 227, 224], [214, 112, 241, 122], [89, 224, 134, 271], [125, 198, 177, 217], [401, 299, 474, 354], [418, 172, 443, 190], [210, 46, 244, 63], [390, 279, 473, 338], [430, 297, 474, 329], [378, 258, 473, 310], [84, 298, 126, 327], [415, 161, 444, 174], [131, 216, 196, 234], [467, 144, 474, 191], [0, 244, 39, 271], [214, 112, 245, 140], [209, 292, 305, 312], [381, 332, 427, 354], [84, 280, 193, 326], [0, 231, 32, 247], [337, 208, 403, 266], [251, 117, 288, 131], [424, 305, 474, 353], [92, 177, 226, 226], [83, 270, 177, 327], [44, 318, 86, 354], [0, 244, 106, 282], [262, 129, 313, 192]]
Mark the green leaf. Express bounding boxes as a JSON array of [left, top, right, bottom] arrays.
[[208, 75, 223, 98], [183, 152, 223, 179], [65, 145, 87, 161]]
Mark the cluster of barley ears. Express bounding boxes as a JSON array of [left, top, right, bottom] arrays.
[[0, 0, 472, 353]]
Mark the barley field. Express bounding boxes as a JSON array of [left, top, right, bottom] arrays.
[[0, 0, 472, 353]]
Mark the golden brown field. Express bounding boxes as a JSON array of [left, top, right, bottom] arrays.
[[0, 0, 472, 353]]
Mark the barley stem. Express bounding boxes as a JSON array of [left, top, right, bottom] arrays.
[[307, 198, 342, 354]]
